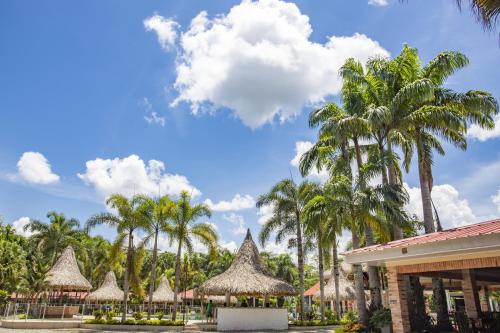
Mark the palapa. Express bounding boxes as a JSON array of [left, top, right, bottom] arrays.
[[86, 271, 124, 302], [199, 229, 296, 296], [45, 245, 92, 291], [314, 263, 354, 301], [149, 276, 175, 303]]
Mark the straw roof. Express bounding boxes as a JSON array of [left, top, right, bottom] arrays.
[[45, 246, 92, 291], [198, 229, 296, 296], [206, 295, 238, 304], [149, 276, 175, 303], [314, 263, 355, 301], [86, 271, 124, 302]]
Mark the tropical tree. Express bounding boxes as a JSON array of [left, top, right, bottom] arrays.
[[136, 195, 176, 319], [24, 211, 82, 265], [169, 191, 218, 321], [257, 179, 318, 321], [86, 194, 149, 322], [0, 239, 27, 292]]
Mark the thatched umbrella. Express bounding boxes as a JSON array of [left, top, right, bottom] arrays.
[[45, 245, 92, 291], [149, 276, 175, 303], [86, 271, 124, 303], [198, 229, 296, 297]]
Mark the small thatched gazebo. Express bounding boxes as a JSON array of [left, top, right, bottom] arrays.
[[149, 276, 175, 303], [44, 245, 92, 317], [199, 229, 296, 331], [86, 271, 124, 303], [199, 229, 296, 297], [314, 263, 356, 313]]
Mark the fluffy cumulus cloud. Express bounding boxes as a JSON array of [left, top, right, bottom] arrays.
[[368, 0, 389, 6], [150, 0, 389, 128], [17, 152, 60, 184], [468, 114, 500, 141], [78, 154, 200, 200], [257, 203, 274, 225], [204, 194, 255, 212], [223, 213, 247, 235], [12, 217, 34, 237], [491, 191, 500, 213], [404, 183, 478, 229], [144, 14, 179, 50], [290, 141, 329, 182]]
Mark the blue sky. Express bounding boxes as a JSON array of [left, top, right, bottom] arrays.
[[1, 0, 500, 254]]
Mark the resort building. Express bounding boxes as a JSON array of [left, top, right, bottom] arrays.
[[343, 219, 500, 333]]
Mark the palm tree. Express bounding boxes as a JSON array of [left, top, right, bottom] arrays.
[[302, 184, 328, 322], [24, 211, 82, 265], [136, 194, 176, 320], [257, 179, 318, 321], [86, 194, 149, 322], [169, 191, 218, 321]]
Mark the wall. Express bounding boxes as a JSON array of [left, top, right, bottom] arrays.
[[217, 308, 288, 331]]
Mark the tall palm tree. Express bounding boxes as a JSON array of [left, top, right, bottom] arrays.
[[86, 194, 149, 322], [136, 194, 176, 320], [24, 211, 82, 265], [257, 179, 318, 321], [169, 191, 218, 321]]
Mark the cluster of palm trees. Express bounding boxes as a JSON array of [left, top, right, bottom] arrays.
[[85, 191, 218, 322], [258, 45, 498, 329]]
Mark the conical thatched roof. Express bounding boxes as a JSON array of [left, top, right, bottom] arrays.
[[86, 271, 124, 302], [149, 276, 175, 303], [45, 246, 92, 291], [198, 229, 296, 296], [315, 263, 355, 301]]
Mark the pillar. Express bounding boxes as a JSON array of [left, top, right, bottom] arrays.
[[387, 267, 411, 333], [479, 286, 490, 313], [462, 269, 481, 319], [225, 292, 230, 306]]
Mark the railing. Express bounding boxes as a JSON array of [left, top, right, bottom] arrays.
[[0, 302, 204, 322]]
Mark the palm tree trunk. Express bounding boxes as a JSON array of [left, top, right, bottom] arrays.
[[318, 230, 325, 322], [416, 130, 452, 330], [351, 232, 367, 325], [172, 239, 182, 321], [147, 228, 159, 320], [121, 230, 133, 322], [295, 213, 305, 322], [385, 141, 403, 239], [353, 137, 382, 310], [332, 235, 340, 320]]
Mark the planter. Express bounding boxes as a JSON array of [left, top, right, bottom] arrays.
[[44, 305, 80, 318], [80, 323, 184, 331]]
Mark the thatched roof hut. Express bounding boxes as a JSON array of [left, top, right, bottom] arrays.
[[315, 263, 354, 301], [206, 294, 238, 304], [198, 229, 296, 296], [86, 271, 124, 302], [149, 276, 175, 303], [45, 245, 92, 291]]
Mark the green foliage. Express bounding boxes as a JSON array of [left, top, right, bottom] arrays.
[[84, 319, 184, 326], [155, 311, 164, 320], [342, 322, 365, 332], [370, 307, 392, 328], [343, 311, 358, 324], [105, 310, 117, 321], [0, 239, 27, 292], [133, 311, 146, 320], [291, 319, 340, 326], [93, 310, 104, 320], [0, 290, 9, 305]]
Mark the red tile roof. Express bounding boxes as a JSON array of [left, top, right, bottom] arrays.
[[304, 282, 320, 297], [345, 218, 500, 255], [178, 288, 196, 299]]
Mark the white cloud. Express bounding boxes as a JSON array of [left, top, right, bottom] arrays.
[[222, 213, 247, 235], [170, 0, 389, 128], [368, 0, 389, 6], [491, 191, 500, 213], [12, 217, 34, 237], [16, 152, 60, 184], [144, 14, 179, 50], [220, 240, 238, 252], [257, 203, 275, 225], [78, 154, 200, 200], [141, 98, 165, 127], [290, 141, 329, 182], [204, 194, 255, 212], [468, 114, 500, 141], [404, 183, 478, 229]]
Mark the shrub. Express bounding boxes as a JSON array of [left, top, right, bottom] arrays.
[[0, 290, 9, 305], [105, 310, 117, 321], [343, 310, 358, 324], [93, 310, 104, 320], [343, 322, 365, 332], [155, 311, 164, 320], [291, 319, 339, 326], [370, 308, 392, 329], [133, 311, 146, 320], [83, 318, 185, 326]]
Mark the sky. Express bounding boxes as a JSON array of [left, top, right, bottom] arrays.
[[1, 0, 500, 256]]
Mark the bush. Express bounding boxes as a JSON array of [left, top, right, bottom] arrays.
[[0, 290, 9, 305], [342, 322, 365, 332], [155, 311, 164, 320], [291, 319, 340, 326], [343, 310, 358, 324], [93, 310, 104, 320], [370, 308, 392, 329], [105, 310, 117, 321], [84, 318, 184, 326], [133, 311, 146, 320]]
